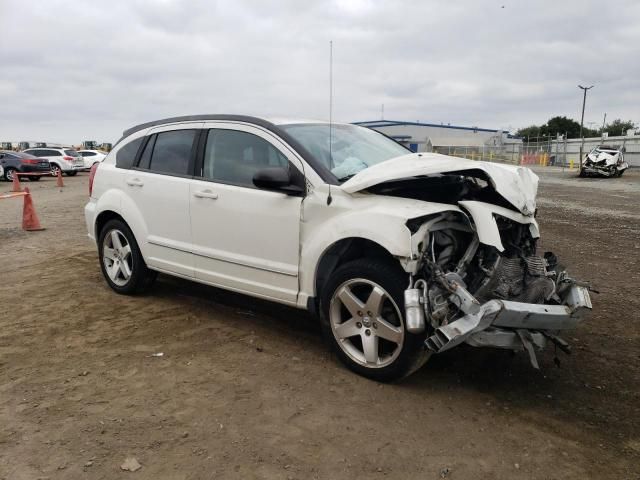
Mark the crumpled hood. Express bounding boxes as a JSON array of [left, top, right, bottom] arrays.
[[586, 150, 620, 166], [341, 152, 539, 215]]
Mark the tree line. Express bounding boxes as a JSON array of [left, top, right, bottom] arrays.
[[516, 116, 636, 140]]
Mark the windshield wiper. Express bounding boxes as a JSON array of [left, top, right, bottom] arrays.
[[337, 173, 357, 182]]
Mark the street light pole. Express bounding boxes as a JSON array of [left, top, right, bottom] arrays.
[[578, 84, 594, 171]]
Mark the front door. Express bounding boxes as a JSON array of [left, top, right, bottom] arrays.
[[189, 124, 304, 304]]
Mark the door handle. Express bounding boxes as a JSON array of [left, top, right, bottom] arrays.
[[193, 190, 219, 199], [126, 179, 144, 187]]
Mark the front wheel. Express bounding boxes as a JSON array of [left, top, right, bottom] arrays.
[[98, 219, 157, 294], [320, 259, 429, 382], [50, 164, 61, 177]]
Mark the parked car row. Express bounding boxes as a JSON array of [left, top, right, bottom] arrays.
[[0, 148, 107, 181]]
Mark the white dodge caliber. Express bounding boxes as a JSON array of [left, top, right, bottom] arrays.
[[86, 115, 592, 381]]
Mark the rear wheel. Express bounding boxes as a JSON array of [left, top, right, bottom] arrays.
[[4, 168, 16, 182], [98, 219, 157, 294], [320, 258, 429, 382]]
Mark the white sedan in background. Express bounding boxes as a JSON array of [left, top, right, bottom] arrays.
[[78, 150, 107, 170]]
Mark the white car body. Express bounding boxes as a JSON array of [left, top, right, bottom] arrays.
[[581, 146, 629, 177], [78, 150, 108, 169], [85, 115, 591, 378], [22, 147, 84, 175]]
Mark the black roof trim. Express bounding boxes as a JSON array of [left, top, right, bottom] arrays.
[[119, 114, 338, 184]]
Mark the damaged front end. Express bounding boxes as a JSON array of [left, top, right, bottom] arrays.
[[404, 208, 592, 368], [342, 153, 593, 368], [580, 146, 628, 178]]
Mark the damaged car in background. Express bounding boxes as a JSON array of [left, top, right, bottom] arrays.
[[580, 145, 628, 177], [86, 116, 592, 381]]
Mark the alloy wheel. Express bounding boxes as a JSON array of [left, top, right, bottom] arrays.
[[329, 278, 404, 368], [102, 229, 133, 287]]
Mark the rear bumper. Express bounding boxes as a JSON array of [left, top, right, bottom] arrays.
[[84, 200, 97, 243], [58, 161, 85, 172], [19, 165, 50, 174]]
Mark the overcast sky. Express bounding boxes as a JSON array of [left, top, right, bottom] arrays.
[[1, 0, 638, 144]]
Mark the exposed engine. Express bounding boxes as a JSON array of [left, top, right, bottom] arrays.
[[419, 215, 567, 324], [403, 211, 591, 368]]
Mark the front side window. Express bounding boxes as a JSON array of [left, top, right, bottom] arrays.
[[280, 123, 408, 182], [147, 130, 196, 176], [203, 129, 288, 187]]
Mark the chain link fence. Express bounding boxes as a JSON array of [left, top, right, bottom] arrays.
[[431, 144, 522, 164], [432, 135, 640, 168]]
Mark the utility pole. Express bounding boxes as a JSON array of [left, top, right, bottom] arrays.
[[578, 84, 594, 170], [601, 112, 607, 137]]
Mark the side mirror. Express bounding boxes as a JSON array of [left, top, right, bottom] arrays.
[[252, 167, 304, 196]]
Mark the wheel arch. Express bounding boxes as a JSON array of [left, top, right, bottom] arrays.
[[95, 210, 127, 240], [310, 237, 405, 315]]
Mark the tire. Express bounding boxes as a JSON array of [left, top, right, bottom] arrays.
[[4, 168, 16, 182], [320, 258, 429, 382], [578, 169, 586, 178], [66, 171, 78, 177], [98, 219, 157, 294], [50, 164, 61, 177]]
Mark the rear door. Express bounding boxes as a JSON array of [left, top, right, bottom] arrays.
[[124, 123, 202, 278], [189, 123, 305, 304]]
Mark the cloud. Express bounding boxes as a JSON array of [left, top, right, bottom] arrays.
[[1, 0, 638, 143]]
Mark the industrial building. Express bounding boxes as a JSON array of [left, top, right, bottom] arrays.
[[354, 119, 521, 152]]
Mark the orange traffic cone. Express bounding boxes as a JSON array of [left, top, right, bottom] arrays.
[[12, 172, 21, 192], [56, 170, 64, 188], [22, 187, 45, 231]]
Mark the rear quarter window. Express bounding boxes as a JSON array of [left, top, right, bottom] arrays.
[[115, 138, 144, 169]]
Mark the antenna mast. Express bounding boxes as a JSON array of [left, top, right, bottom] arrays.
[[329, 40, 333, 167]]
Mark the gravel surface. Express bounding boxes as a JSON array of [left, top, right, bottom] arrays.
[[0, 170, 638, 479]]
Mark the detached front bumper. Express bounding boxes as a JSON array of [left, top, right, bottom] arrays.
[[423, 279, 592, 368]]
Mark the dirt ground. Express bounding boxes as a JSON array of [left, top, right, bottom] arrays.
[[1, 168, 639, 480]]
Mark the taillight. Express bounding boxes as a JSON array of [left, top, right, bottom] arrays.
[[21, 159, 39, 164], [89, 162, 99, 196], [63, 156, 74, 161]]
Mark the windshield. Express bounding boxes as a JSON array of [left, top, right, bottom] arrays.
[[64, 149, 80, 157], [280, 123, 409, 181]]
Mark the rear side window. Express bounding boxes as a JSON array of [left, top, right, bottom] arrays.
[[82, 151, 96, 157], [115, 138, 143, 169], [64, 150, 80, 157], [147, 130, 196, 176], [46, 150, 62, 156]]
